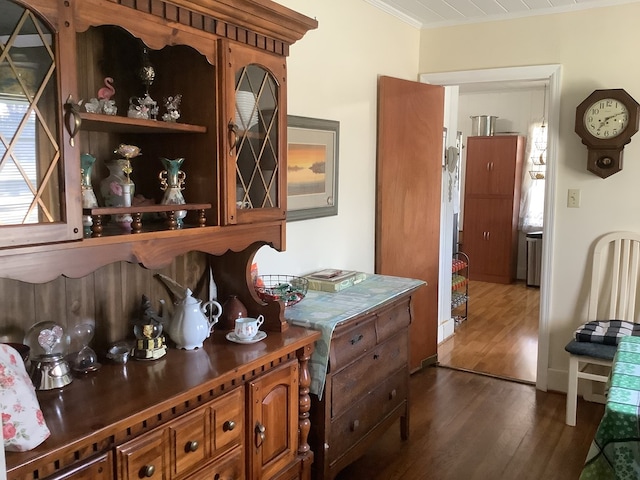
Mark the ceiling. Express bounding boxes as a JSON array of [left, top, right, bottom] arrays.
[[366, 0, 640, 29]]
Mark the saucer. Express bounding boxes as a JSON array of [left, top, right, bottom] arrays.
[[226, 331, 267, 344]]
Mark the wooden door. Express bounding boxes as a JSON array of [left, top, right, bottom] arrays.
[[376, 76, 444, 371]]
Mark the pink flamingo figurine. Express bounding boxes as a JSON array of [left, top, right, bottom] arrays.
[[97, 77, 115, 101]]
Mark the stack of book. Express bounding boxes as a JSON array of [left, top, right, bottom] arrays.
[[304, 269, 367, 293]]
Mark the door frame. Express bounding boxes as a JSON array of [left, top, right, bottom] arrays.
[[419, 64, 561, 391]]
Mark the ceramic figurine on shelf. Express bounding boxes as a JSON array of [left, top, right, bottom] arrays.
[[127, 96, 149, 119], [159, 157, 187, 227], [162, 94, 182, 122], [85, 77, 118, 115]]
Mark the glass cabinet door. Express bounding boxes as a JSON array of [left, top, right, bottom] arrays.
[[222, 42, 286, 225], [0, 0, 81, 248]]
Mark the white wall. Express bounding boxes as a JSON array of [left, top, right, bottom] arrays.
[[419, 2, 640, 392], [253, 0, 420, 277]]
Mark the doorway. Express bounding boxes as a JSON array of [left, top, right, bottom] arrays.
[[420, 65, 561, 390]]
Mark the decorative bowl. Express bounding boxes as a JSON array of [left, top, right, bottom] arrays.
[[255, 275, 308, 307]]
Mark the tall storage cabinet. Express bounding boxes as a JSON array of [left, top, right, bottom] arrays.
[[462, 135, 525, 284]]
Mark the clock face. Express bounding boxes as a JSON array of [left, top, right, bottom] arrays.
[[583, 98, 630, 139]]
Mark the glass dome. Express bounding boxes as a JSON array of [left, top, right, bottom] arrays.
[[24, 321, 67, 358]]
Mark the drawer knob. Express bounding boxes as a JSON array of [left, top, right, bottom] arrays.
[[351, 419, 360, 431], [350, 334, 364, 345], [223, 420, 236, 431], [186, 440, 199, 452], [389, 389, 397, 400], [141, 464, 155, 478]]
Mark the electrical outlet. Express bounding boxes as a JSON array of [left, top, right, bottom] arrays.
[[568, 189, 581, 208]]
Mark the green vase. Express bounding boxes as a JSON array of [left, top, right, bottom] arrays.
[[159, 157, 186, 227]]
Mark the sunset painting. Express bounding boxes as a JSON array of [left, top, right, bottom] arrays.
[[287, 143, 327, 196]]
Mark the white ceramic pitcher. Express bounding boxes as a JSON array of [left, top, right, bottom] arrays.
[[167, 288, 222, 350]]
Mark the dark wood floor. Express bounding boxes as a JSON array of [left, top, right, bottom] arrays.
[[334, 366, 604, 480], [438, 281, 540, 383]]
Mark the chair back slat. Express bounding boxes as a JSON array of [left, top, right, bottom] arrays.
[[589, 232, 640, 324]]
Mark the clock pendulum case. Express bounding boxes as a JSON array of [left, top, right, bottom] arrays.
[[575, 88, 640, 178]]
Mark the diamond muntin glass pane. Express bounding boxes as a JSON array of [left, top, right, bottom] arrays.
[[235, 64, 279, 209], [0, 0, 61, 225]]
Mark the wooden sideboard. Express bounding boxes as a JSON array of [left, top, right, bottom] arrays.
[[284, 275, 424, 480], [6, 327, 320, 480]]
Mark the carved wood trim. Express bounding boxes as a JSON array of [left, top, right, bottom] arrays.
[[90, 0, 317, 56]]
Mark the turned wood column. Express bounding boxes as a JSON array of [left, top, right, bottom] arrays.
[[297, 342, 315, 456]]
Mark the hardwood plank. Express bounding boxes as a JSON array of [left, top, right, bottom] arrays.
[[439, 280, 539, 383], [335, 367, 603, 480]]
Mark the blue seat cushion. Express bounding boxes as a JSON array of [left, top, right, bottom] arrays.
[[564, 340, 617, 360]]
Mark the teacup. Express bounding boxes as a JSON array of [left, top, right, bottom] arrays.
[[234, 315, 264, 340]]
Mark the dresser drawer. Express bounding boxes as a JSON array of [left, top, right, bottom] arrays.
[[116, 428, 167, 480], [184, 447, 244, 480], [328, 369, 408, 464], [375, 299, 411, 344], [331, 331, 407, 417], [168, 405, 210, 478], [330, 319, 376, 371], [212, 386, 244, 456]]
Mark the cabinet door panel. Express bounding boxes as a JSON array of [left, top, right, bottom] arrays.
[[465, 136, 522, 197], [220, 40, 287, 225], [462, 197, 515, 281], [249, 359, 298, 480], [0, 0, 82, 248]]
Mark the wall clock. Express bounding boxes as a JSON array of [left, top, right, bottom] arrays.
[[575, 88, 640, 178]]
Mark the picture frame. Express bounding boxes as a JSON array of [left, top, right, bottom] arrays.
[[287, 115, 339, 221]]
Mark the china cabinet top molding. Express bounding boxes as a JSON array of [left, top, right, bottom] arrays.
[[73, 0, 318, 58]]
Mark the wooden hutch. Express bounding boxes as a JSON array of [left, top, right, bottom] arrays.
[[0, 0, 318, 479]]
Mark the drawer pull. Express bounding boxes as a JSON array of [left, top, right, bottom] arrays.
[[255, 422, 266, 448], [350, 419, 360, 431], [223, 420, 236, 431], [389, 389, 397, 400], [141, 464, 155, 478], [350, 334, 364, 345], [186, 440, 199, 452], [373, 354, 380, 360]]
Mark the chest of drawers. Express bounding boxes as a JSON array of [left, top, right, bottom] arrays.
[[309, 295, 414, 480]]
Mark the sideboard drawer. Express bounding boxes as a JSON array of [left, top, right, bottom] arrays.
[[169, 405, 210, 478], [331, 332, 407, 417], [375, 299, 411, 343], [116, 428, 167, 480], [212, 386, 244, 456], [186, 447, 244, 480], [330, 320, 376, 371], [328, 369, 408, 464]]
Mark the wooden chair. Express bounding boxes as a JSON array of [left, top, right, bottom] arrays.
[[565, 231, 640, 426]]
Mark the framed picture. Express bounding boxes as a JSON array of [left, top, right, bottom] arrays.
[[287, 115, 339, 221]]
